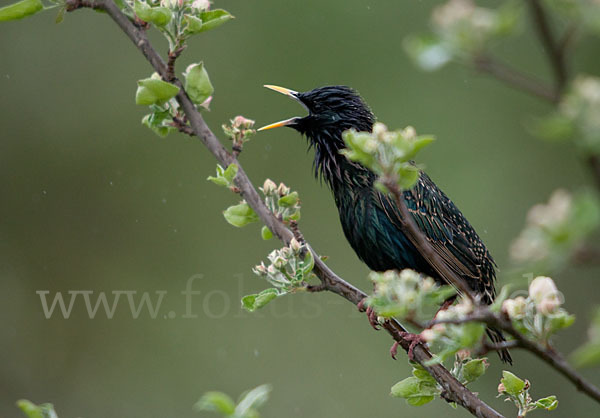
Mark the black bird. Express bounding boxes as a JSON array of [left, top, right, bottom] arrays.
[[258, 85, 512, 364]]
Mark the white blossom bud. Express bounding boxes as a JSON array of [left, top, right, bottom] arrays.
[[262, 179, 277, 195], [289, 238, 302, 253], [277, 182, 290, 196], [191, 0, 210, 11], [529, 276, 561, 314], [502, 296, 527, 319]]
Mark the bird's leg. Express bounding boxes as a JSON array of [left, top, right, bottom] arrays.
[[390, 332, 426, 361], [357, 298, 380, 330]]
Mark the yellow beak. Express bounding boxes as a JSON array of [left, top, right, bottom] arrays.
[[263, 84, 298, 97], [257, 117, 298, 131], [258, 85, 301, 131]]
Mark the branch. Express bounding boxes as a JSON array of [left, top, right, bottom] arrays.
[[472, 54, 559, 103], [430, 309, 600, 404], [527, 0, 569, 96], [65, 1, 504, 416]]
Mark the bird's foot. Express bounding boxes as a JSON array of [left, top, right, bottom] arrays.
[[357, 298, 380, 330], [391, 332, 426, 361]]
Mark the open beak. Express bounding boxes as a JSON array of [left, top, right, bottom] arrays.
[[257, 85, 302, 131]]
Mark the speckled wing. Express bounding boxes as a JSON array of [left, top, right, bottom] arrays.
[[375, 171, 497, 303]]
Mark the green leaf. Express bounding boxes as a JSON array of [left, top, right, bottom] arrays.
[[0, 0, 43, 22], [301, 249, 314, 275], [261, 225, 273, 240], [223, 202, 259, 227], [548, 311, 575, 333], [235, 384, 271, 416], [397, 165, 420, 189], [277, 191, 299, 207], [412, 367, 436, 385], [241, 294, 257, 312], [390, 376, 438, 406], [141, 106, 174, 137], [223, 163, 238, 183], [197, 9, 234, 33], [462, 358, 488, 383], [194, 391, 236, 415], [253, 288, 278, 309], [134, 0, 172, 27], [16, 400, 57, 418], [184, 62, 214, 105], [534, 395, 558, 411], [183, 14, 204, 34], [501, 371, 526, 396], [135, 77, 179, 106]]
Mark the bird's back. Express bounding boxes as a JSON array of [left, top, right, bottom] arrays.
[[332, 163, 497, 304]]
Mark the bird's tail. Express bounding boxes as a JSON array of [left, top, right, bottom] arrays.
[[486, 327, 513, 365]]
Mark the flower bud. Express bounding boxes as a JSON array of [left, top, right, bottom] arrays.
[[267, 264, 277, 275], [289, 237, 302, 253], [232, 115, 255, 130], [529, 276, 561, 314], [502, 296, 527, 319], [497, 382, 506, 394], [277, 182, 290, 197], [191, 0, 210, 10], [403, 126, 416, 140], [273, 256, 286, 269], [262, 179, 277, 195]]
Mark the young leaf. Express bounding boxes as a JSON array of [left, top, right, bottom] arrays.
[[184, 62, 214, 105], [184, 14, 204, 34], [461, 358, 488, 383], [198, 9, 234, 33], [223, 202, 259, 227], [0, 0, 43, 22], [134, 0, 171, 27], [135, 78, 179, 106], [534, 395, 558, 411], [261, 225, 273, 240], [194, 391, 236, 415], [235, 384, 272, 417], [501, 371, 526, 396], [16, 400, 57, 418]]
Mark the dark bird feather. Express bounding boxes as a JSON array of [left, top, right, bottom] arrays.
[[262, 85, 512, 364]]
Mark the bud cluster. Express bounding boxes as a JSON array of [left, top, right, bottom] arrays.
[[497, 371, 558, 415], [366, 269, 455, 320], [501, 276, 574, 343], [260, 179, 301, 224], [510, 189, 600, 272], [342, 123, 435, 191], [243, 239, 315, 312], [222, 115, 256, 152]]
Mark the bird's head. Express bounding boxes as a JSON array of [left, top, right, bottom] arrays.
[[258, 85, 375, 147], [258, 85, 376, 184]]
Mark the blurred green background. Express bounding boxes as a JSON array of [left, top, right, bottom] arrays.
[[1, 0, 600, 416]]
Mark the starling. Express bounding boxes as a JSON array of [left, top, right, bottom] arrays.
[[259, 85, 512, 364]]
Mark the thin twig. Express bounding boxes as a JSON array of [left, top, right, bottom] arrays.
[[65, 1, 504, 416], [527, 0, 568, 96], [472, 54, 558, 103], [166, 45, 186, 81], [430, 309, 600, 403]]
